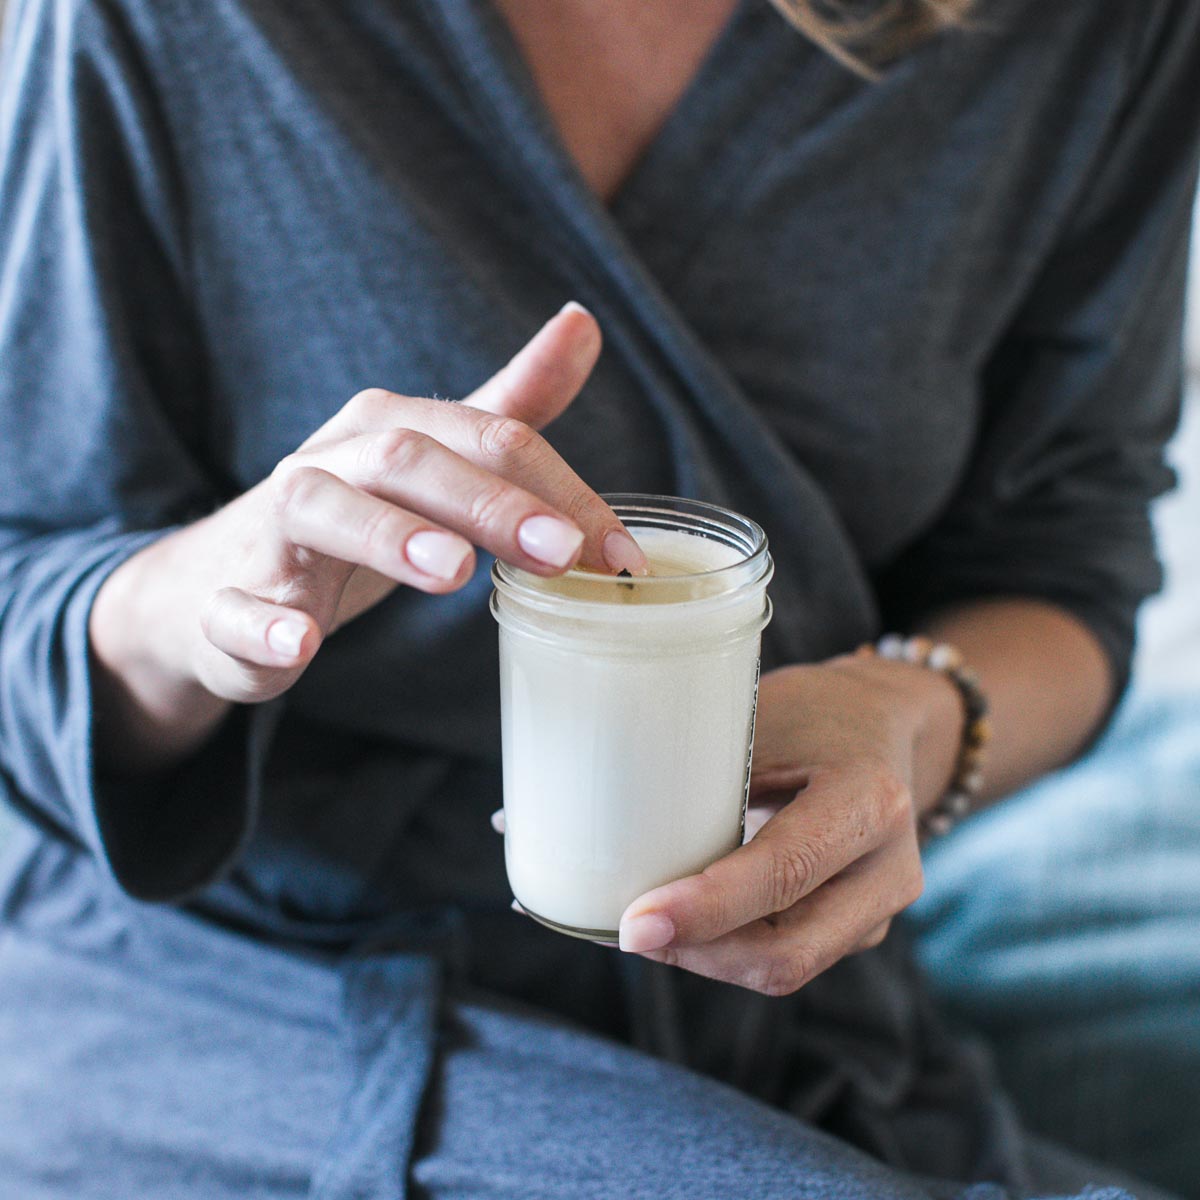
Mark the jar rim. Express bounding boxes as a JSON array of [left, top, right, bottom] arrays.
[[494, 494, 771, 606]]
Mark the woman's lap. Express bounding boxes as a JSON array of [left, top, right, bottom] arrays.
[[911, 692, 1200, 1198], [0, 921, 341, 1200], [0, 834, 1166, 1200], [409, 996, 954, 1200], [0, 921, 948, 1200]]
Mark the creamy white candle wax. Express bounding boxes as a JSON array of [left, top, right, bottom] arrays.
[[491, 496, 774, 942]]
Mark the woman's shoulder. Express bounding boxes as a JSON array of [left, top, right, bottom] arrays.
[[5, 0, 191, 70], [5, 0, 293, 60], [6, 0, 443, 101]]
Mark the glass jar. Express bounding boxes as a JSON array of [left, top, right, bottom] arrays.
[[490, 495, 774, 943]]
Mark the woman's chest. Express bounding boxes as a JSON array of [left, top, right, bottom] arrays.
[[488, 0, 741, 205], [166, 0, 1123, 567]]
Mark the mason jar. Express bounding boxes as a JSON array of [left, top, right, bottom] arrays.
[[490, 495, 774, 943]]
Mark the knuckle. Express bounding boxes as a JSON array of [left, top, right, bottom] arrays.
[[465, 480, 515, 534], [348, 387, 399, 423], [476, 415, 540, 465], [198, 590, 226, 643], [692, 868, 737, 937], [270, 451, 303, 485], [557, 485, 604, 528], [870, 766, 913, 830], [271, 463, 323, 521], [355, 499, 401, 561], [753, 945, 817, 997], [363, 427, 429, 477], [861, 921, 891, 951], [767, 838, 822, 909]]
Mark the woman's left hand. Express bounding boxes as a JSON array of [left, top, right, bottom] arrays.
[[615, 651, 964, 995]]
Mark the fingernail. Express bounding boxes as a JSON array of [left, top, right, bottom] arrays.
[[266, 619, 306, 659], [603, 529, 649, 576], [490, 809, 506, 834], [511, 899, 529, 916], [618, 912, 675, 954], [518, 515, 584, 568], [556, 302, 600, 372], [406, 530, 472, 581], [743, 806, 772, 843]]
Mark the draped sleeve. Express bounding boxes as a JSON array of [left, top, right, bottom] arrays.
[[0, 0, 264, 900], [877, 0, 1200, 705]]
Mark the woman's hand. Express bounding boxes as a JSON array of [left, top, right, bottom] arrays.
[[90, 303, 646, 768], [615, 651, 964, 995]]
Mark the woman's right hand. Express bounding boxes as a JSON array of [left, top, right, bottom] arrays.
[[89, 303, 646, 769]]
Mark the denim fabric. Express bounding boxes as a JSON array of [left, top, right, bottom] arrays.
[[913, 691, 1200, 1199]]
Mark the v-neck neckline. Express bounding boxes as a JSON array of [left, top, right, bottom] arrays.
[[422, 0, 796, 266], [479, 0, 757, 215]]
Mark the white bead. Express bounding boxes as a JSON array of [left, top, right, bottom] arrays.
[[928, 643, 958, 670], [925, 812, 953, 837], [877, 634, 905, 660], [945, 792, 971, 816], [962, 769, 984, 794]]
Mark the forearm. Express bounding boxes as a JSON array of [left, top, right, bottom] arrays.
[[916, 597, 1114, 806]]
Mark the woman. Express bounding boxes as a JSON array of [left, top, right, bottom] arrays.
[[1, 0, 1197, 1196]]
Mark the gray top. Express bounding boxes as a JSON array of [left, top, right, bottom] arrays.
[[0, 0, 1197, 1189]]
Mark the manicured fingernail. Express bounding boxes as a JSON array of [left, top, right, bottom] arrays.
[[490, 809, 506, 834], [603, 529, 649, 576], [266, 619, 306, 659], [618, 912, 675, 954], [406, 530, 472, 580], [511, 899, 529, 916], [743, 806, 772, 843], [557, 302, 600, 370], [518, 515, 584, 568]]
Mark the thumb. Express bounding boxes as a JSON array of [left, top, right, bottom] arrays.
[[463, 302, 601, 430]]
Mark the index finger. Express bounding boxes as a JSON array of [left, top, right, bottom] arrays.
[[461, 300, 601, 429], [333, 393, 647, 575], [303, 309, 646, 575], [617, 764, 911, 951]]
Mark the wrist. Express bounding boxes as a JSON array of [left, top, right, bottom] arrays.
[[908, 661, 965, 815], [871, 634, 991, 837], [89, 535, 231, 771], [832, 650, 963, 813]]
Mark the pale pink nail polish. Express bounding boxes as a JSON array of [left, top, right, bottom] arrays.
[[558, 301, 601, 372], [603, 529, 649, 576], [406, 530, 472, 580], [266, 619, 306, 659], [490, 809, 506, 834], [518, 515, 584, 569], [618, 912, 675, 954]]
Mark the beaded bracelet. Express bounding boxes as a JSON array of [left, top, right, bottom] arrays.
[[871, 634, 991, 840]]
